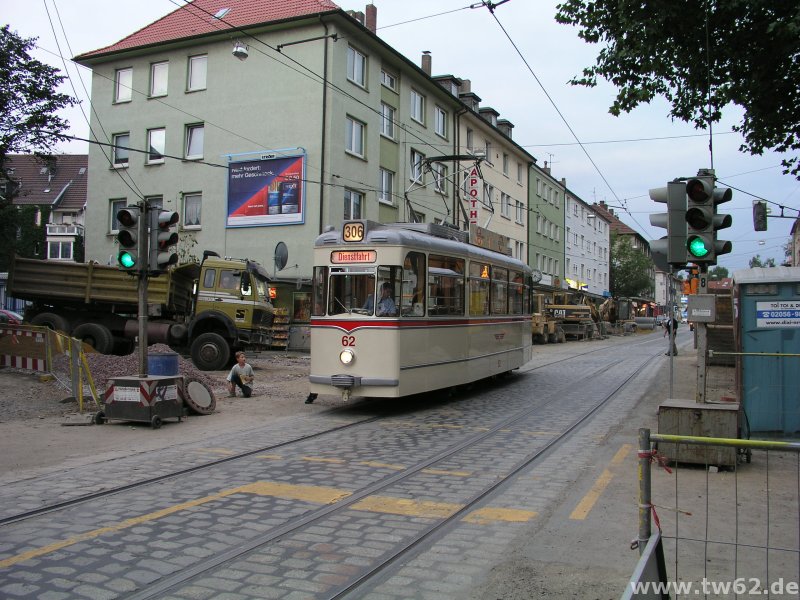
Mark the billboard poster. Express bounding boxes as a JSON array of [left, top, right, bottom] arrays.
[[227, 154, 305, 227]]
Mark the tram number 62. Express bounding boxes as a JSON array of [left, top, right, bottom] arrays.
[[341, 335, 356, 347]]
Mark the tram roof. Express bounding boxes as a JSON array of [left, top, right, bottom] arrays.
[[316, 221, 531, 272]]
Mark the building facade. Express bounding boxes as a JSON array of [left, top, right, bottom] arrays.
[[528, 164, 565, 287], [564, 190, 610, 297]]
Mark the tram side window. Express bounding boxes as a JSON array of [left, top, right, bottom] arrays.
[[509, 270, 524, 315], [373, 266, 400, 317], [401, 251, 425, 316], [428, 254, 464, 315], [312, 266, 328, 316], [469, 262, 490, 316], [491, 267, 508, 314]]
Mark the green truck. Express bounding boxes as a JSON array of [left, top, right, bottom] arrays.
[[8, 251, 274, 370]]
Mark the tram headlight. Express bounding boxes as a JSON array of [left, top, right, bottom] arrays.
[[339, 348, 355, 365]]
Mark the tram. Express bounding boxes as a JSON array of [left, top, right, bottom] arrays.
[[308, 220, 534, 401]]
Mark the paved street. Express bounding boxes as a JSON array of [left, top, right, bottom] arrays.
[[2, 327, 774, 599]]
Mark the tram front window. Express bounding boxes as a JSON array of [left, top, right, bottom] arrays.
[[328, 272, 375, 315]]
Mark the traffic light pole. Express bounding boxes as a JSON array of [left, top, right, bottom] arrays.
[[696, 265, 708, 403], [137, 203, 149, 378]]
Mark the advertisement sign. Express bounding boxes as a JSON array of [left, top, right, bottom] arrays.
[[756, 300, 800, 328], [227, 154, 305, 227]]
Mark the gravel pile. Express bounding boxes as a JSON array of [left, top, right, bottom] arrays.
[[84, 344, 218, 391]]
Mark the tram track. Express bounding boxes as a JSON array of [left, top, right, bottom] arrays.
[[122, 341, 663, 599], [0, 334, 657, 528], [0, 335, 667, 598]]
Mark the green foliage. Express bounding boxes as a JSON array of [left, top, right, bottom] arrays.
[[555, 1, 800, 179], [0, 25, 77, 200], [0, 204, 47, 271], [610, 233, 654, 298], [749, 254, 776, 268], [708, 266, 729, 280]]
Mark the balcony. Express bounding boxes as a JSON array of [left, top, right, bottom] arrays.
[[46, 224, 84, 236]]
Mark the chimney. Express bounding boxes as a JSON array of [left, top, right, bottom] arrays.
[[346, 10, 365, 25], [543, 161, 551, 175], [365, 3, 377, 33], [560, 177, 566, 189], [421, 51, 431, 75], [461, 79, 471, 93], [497, 119, 514, 138]]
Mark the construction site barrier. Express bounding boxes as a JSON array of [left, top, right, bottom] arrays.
[[625, 428, 800, 599], [0, 325, 99, 413]]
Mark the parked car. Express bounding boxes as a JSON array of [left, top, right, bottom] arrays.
[[0, 309, 24, 325]]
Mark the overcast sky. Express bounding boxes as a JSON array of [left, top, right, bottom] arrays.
[[6, 0, 799, 272]]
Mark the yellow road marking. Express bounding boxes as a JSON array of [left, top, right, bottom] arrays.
[[193, 448, 235, 455], [239, 482, 351, 504], [301, 456, 346, 464], [463, 507, 538, 524], [359, 461, 405, 470], [256, 454, 283, 460], [569, 444, 632, 520], [351, 495, 461, 518], [421, 468, 472, 477]]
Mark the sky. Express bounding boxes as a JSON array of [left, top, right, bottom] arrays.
[[5, 0, 799, 273]]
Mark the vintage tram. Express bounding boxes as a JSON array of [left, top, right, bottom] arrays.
[[308, 221, 534, 401]]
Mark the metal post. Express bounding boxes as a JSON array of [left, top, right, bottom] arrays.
[[638, 427, 652, 555], [696, 266, 708, 402], [137, 201, 149, 378], [667, 268, 674, 399]]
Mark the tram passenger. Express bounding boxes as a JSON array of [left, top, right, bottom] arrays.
[[364, 282, 397, 316], [227, 351, 255, 397]]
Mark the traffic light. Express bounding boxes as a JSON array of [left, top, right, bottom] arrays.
[[684, 175, 732, 265], [649, 181, 688, 270], [116, 205, 141, 271], [149, 210, 180, 274], [753, 201, 768, 231]]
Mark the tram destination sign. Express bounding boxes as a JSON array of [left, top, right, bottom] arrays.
[[331, 250, 377, 264]]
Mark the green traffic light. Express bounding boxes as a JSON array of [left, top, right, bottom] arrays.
[[118, 250, 137, 269], [687, 236, 710, 258]]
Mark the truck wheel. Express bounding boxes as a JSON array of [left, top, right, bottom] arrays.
[[30, 312, 69, 333], [190, 333, 230, 371], [72, 323, 115, 354]]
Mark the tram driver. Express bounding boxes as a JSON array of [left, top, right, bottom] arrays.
[[364, 282, 397, 316]]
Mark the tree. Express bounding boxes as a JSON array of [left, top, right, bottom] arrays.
[[555, 1, 800, 179], [0, 26, 76, 270], [708, 266, 729, 280], [749, 254, 776, 268], [610, 233, 654, 298]]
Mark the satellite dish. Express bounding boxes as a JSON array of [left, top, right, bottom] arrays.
[[531, 269, 543, 284], [274, 242, 288, 272]]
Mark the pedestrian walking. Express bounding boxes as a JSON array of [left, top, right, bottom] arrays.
[[663, 316, 678, 356]]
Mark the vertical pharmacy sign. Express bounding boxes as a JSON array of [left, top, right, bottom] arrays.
[[467, 165, 480, 224], [227, 153, 305, 227]]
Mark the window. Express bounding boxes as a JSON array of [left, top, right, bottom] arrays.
[[346, 116, 365, 157], [428, 254, 464, 316], [347, 46, 366, 87], [434, 106, 447, 137], [503, 153, 509, 176], [380, 69, 397, 91], [466, 128, 474, 152], [379, 169, 394, 204], [147, 128, 166, 164], [491, 267, 508, 315], [110, 199, 127, 232], [112, 133, 129, 167], [183, 193, 202, 227], [501, 192, 511, 218], [115, 68, 132, 103], [185, 124, 204, 159], [469, 261, 490, 316], [517, 162, 523, 183], [515, 200, 524, 224], [146, 196, 163, 212], [410, 149, 425, 183], [48, 241, 72, 260], [344, 189, 363, 219], [150, 61, 168, 97], [410, 89, 425, 124], [484, 141, 492, 164], [484, 184, 494, 209], [380, 103, 395, 139], [187, 55, 207, 91], [433, 163, 447, 194]]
